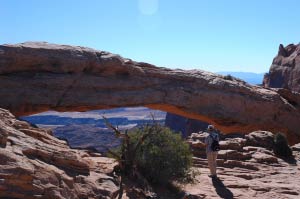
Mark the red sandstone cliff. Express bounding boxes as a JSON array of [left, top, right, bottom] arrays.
[[263, 43, 300, 93]]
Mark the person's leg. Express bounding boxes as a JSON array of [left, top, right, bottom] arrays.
[[207, 152, 214, 175], [212, 152, 218, 176]]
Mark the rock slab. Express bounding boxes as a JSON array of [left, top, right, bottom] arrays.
[[185, 131, 300, 199], [0, 108, 119, 199]]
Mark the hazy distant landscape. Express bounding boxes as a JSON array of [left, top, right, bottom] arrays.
[[24, 107, 165, 127], [22, 107, 166, 152], [217, 72, 265, 85]]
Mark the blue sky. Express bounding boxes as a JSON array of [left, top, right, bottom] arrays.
[[1, 0, 299, 73]]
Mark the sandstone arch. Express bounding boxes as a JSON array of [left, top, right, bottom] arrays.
[[1, 42, 300, 143]]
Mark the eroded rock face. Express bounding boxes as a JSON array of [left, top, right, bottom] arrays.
[[1, 42, 300, 143], [263, 43, 300, 92], [185, 131, 300, 198], [0, 108, 119, 199]]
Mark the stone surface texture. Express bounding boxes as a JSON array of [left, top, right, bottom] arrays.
[[263, 43, 300, 93], [184, 131, 300, 199], [1, 42, 300, 143], [0, 108, 119, 199], [1, 106, 300, 198]]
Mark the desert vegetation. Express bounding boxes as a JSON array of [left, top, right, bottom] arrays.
[[223, 74, 234, 81], [273, 132, 293, 158], [129, 125, 192, 184], [104, 118, 192, 198]]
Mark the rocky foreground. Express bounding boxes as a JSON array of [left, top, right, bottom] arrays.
[[183, 132, 300, 199], [1, 106, 300, 198], [0, 108, 120, 199]]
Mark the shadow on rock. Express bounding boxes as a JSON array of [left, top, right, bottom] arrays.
[[212, 177, 233, 199], [279, 156, 298, 165]]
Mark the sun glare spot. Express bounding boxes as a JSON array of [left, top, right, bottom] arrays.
[[138, 0, 159, 15]]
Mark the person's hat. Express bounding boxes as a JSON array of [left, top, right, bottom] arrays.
[[207, 125, 215, 131]]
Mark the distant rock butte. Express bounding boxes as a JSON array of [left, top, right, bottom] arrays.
[[1, 42, 300, 143], [263, 43, 300, 93]]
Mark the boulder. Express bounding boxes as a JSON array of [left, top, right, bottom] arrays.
[[245, 131, 274, 149], [219, 137, 246, 151], [188, 132, 208, 143]]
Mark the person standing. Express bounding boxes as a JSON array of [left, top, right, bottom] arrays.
[[205, 125, 220, 178]]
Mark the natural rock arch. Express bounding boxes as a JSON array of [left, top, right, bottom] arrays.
[[1, 42, 300, 143]]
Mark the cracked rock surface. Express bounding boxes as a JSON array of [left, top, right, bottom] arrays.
[[184, 131, 300, 199], [0, 108, 119, 199]]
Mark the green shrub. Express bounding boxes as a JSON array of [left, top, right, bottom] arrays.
[[273, 133, 293, 158], [223, 74, 233, 80], [131, 125, 192, 184], [106, 120, 192, 185]]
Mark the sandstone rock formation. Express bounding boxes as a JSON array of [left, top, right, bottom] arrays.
[[0, 108, 119, 198], [263, 43, 300, 93], [184, 131, 300, 198], [2, 105, 299, 198], [1, 42, 300, 143]]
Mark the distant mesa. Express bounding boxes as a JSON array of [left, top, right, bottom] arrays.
[[0, 42, 300, 143], [217, 71, 265, 85]]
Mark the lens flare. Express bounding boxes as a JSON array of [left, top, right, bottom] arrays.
[[138, 0, 159, 15]]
